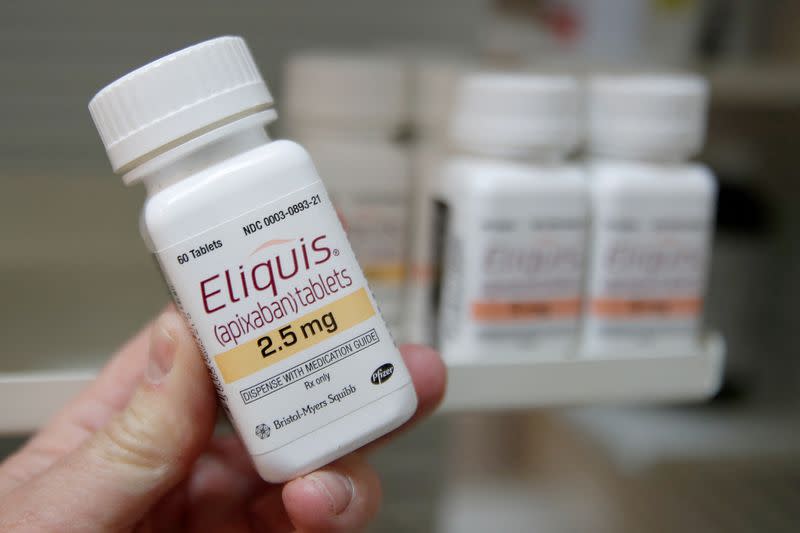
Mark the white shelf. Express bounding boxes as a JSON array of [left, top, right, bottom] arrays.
[[0, 335, 724, 434], [441, 333, 725, 411], [0, 370, 95, 434]]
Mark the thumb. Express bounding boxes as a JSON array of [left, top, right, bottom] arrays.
[[2, 309, 218, 532]]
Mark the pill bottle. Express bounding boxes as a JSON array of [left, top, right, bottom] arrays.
[[88, 37, 417, 482], [406, 58, 467, 346], [582, 74, 716, 357], [435, 73, 588, 361], [283, 52, 411, 339]]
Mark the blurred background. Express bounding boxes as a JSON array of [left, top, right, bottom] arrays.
[[1, 0, 799, 531]]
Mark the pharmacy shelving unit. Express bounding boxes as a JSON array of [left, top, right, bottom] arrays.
[[441, 333, 725, 411], [0, 334, 724, 433]]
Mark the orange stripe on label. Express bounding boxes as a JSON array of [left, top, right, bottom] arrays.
[[363, 263, 406, 282], [408, 263, 434, 282], [471, 299, 581, 321], [591, 298, 701, 317], [214, 288, 376, 384]]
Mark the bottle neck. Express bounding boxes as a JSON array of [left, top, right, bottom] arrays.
[[588, 140, 694, 165], [454, 143, 569, 164], [589, 150, 690, 165], [135, 125, 271, 196]]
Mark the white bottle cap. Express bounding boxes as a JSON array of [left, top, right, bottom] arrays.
[[449, 73, 581, 157], [588, 74, 708, 160], [283, 52, 408, 134], [89, 36, 276, 174]]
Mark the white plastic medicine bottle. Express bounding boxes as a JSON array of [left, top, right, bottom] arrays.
[[435, 74, 589, 361], [582, 74, 717, 357], [88, 37, 417, 482], [283, 52, 411, 339]]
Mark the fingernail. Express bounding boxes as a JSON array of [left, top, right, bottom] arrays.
[[307, 470, 354, 515], [146, 315, 177, 385]]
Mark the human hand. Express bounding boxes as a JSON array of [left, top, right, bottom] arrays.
[[0, 306, 446, 532]]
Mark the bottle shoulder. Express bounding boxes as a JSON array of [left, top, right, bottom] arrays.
[[588, 160, 716, 196], [143, 139, 321, 250]]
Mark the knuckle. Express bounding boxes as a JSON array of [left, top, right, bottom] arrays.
[[95, 401, 173, 472]]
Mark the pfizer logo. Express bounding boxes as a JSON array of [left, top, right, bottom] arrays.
[[370, 363, 395, 385]]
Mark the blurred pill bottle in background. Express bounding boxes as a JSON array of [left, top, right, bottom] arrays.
[[406, 59, 469, 346], [582, 74, 717, 358], [435, 73, 588, 362], [283, 52, 412, 340]]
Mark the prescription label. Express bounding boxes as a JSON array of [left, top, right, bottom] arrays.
[[334, 194, 409, 330], [585, 199, 711, 342], [156, 181, 410, 454], [438, 201, 586, 351]]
